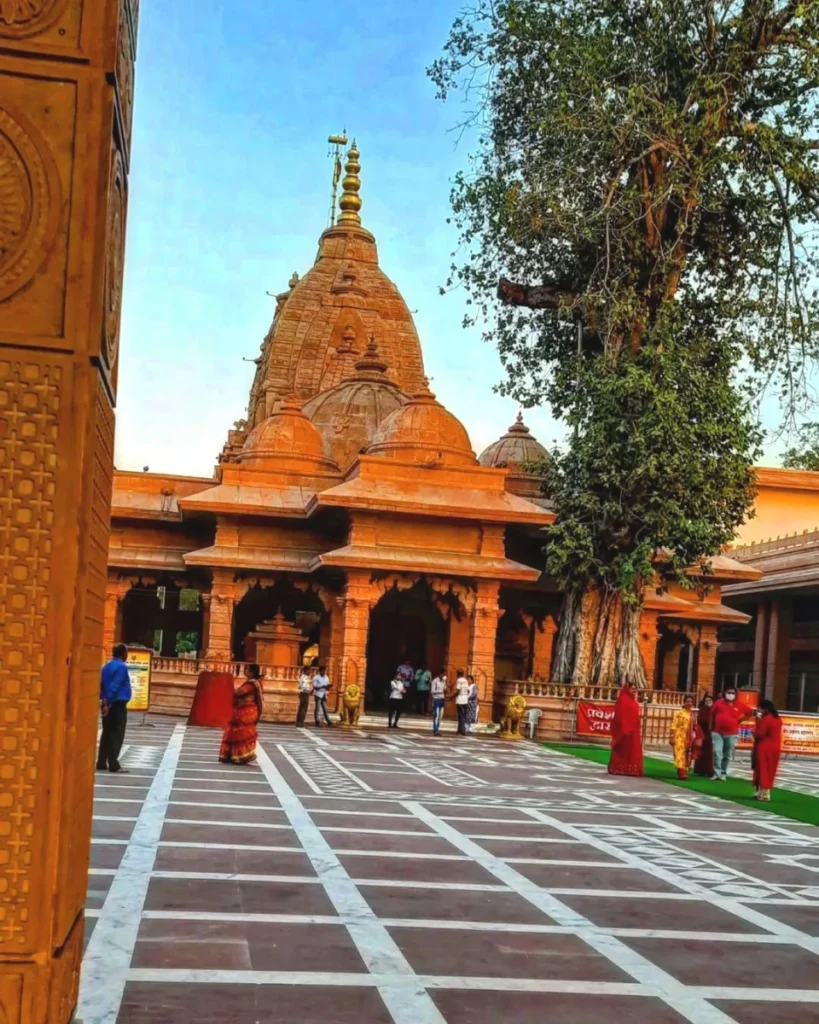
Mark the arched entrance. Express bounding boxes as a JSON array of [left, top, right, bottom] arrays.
[[233, 579, 327, 665], [657, 626, 696, 692], [121, 578, 205, 656], [366, 580, 447, 711]]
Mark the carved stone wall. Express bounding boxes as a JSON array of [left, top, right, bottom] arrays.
[[0, 0, 136, 1019]]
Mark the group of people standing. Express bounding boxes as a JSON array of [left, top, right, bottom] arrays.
[[609, 681, 784, 801], [388, 663, 479, 735]]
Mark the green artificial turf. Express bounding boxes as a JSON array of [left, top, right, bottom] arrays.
[[544, 742, 819, 826]]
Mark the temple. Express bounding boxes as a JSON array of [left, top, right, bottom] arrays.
[[105, 141, 762, 719]]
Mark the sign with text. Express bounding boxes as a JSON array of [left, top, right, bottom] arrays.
[[737, 712, 819, 756], [576, 699, 616, 738], [126, 647, 152, 712]]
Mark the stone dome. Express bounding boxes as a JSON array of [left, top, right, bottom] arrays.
[[479, 412, 550, 470], [367, 380, 477, 466], [247, 144, 425, 428], [303, 340, 409, 471], [239, 397, 339, 473]]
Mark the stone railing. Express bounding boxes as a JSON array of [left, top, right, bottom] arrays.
[[495, 678, 690, 745], [508, 679, 689, 706], [152, 657, 301, 682]]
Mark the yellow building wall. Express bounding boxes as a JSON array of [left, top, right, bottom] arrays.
[[734, 468, 819, 545]]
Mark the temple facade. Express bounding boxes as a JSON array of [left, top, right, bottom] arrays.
[[105, 142, 760, 719]]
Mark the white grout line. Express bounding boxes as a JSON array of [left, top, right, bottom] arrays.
[[79, 723, 186, 1024], [395, 757, 452, 787], [254, 741, 447, 1024], [132, 909, 797, 942], [156, 841, 303, 853], [277, 743, 323, 793], [524, 807, 819, 956], [163, 818, 291, 830], [404, 801, 736, 1024], [302, 727, 329, 748], [124, 968, 648, 995], [314, 746, 373, 791]]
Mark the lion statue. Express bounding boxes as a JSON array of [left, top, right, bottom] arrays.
[[499, 693, 527, 740], [340, 684, 361, 728]]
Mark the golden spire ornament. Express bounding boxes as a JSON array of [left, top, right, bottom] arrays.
[[338, 141, 362, 225]]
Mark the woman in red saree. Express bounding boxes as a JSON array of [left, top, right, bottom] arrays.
[[219, 664, 264, 765], [608, 682, 644, 777], [752, 699, 783, 801]]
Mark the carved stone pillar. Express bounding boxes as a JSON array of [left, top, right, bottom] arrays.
[[338, 571, 373, 696], [638, 611, 662, 689], [661, 642, 683, 690], [103, 577, 132, 656], [0, 0, 136, 1017], [205, 571, 236, 660], [752, 600, 768, 694], [468, 580, 501, 705], [532, 614, 558, 680], [695, 624, 719, 697]]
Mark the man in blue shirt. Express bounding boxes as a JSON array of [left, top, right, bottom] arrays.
[[97, 643, 132, 773]]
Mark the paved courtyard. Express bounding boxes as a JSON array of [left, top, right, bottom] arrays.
[[79, 717, 819, 1024]]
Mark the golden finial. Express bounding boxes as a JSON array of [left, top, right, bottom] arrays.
[[338, 141, 362, 226]]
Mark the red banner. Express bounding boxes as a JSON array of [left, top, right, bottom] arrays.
[[576, 699, 616, 738]]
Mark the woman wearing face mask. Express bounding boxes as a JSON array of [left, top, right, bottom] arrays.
[[752, 700, 783, 801], [693, 695, 714, 777], [710, 687, 749, 781]]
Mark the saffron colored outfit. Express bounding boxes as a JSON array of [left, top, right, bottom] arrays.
[[669, 707, 700, 779], [753, 713, 783, 794], [693, 704, 714, 777], [219, 678, 264, 764], [608, 686, 644, 777]]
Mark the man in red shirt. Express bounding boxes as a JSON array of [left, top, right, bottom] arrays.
[[710, 686, 748, 780]]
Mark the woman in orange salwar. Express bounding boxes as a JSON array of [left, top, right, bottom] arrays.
[[219, 664, 264, 765], [608, 682, 644, 777]]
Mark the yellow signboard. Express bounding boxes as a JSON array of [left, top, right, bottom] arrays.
[[126, 647, 152, 712]]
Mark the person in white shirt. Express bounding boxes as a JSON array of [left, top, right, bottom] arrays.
[[312, 666, 332, 727], [388, 675, 406, 728], [454, 670, 470, 736], [431, 672, 448, 735], [296, 667, 312, 728]]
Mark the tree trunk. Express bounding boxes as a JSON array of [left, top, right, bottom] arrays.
[[551, 580, 648, 688]]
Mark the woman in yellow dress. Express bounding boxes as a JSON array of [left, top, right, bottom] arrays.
[[669, 694, 700, 780]]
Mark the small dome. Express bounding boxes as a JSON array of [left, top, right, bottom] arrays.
[[479, 412, 549, 470], [303, 340, 409, 471], [240, 397, 339, 472], [367, 379, 476, 466]]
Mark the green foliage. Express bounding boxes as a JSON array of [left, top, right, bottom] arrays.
[[431, 0, 819, 598], [783, 423, 819, 470]]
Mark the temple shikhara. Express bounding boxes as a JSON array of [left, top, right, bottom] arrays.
[[105, 142, 763, 720]]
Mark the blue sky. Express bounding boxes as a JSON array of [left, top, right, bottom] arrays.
[[115, 0, 567, 475], [116, 0, 784, 476]]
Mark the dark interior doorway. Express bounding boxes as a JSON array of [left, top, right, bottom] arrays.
[[366, 581, 446, 711]]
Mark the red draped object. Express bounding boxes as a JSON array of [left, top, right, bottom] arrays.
[[608, 686, 644, 777], [188, 671, 236, 728], [753, 713, 783, 790]]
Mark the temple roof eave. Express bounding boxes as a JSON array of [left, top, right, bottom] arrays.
[[308, 477, 554, 527], [178, 484, 320, 519], [660, 602, 752, 626], [108, 548, 189, 572], [312, 544, 541, 582], [183, 544, 317, 573]]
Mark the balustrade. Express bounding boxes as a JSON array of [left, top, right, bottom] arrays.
[[502, 678, 689, 706]]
